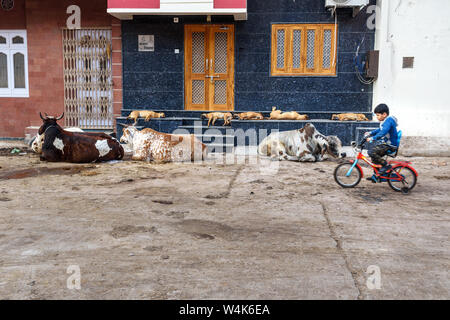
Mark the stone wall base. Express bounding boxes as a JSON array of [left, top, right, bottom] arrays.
[[399, 136, 450, 157]]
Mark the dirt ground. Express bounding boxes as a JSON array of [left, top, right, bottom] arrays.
[[0, 145, 449, 300]]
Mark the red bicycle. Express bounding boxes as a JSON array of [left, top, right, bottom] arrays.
[[334, 133, 418, 194]]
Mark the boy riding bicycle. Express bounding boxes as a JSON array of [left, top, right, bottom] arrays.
[[365, 104, 399, 176]]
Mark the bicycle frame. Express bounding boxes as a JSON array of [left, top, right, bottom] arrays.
[[346, 149, 418, 181]]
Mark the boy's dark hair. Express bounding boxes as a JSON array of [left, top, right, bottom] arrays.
[[374, 104, 389, 115]]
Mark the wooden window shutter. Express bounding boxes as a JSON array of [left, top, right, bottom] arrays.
[[271, 24, 337, 76]]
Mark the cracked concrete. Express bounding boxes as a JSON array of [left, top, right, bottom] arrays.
[[0, 151, 449, 299], [320, 202, 364, 300]]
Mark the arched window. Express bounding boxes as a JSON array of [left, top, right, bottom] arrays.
[[13, 52, 25, 88], [0, 53, 8, 88], [12, 36, 24, 44], [0, 30, 28, 97]]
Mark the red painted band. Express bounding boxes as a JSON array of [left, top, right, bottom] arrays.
[[214, 0, 246, 9], [108, 0, 160, 9]]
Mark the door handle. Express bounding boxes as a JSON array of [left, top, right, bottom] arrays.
[[205, 75, 219, 83]]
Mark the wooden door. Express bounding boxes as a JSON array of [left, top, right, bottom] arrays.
[[185, 25, 234, 111]]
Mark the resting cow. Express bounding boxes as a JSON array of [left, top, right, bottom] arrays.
[[258, 123, 346, 162], [119, 126, 207, 163], [31, 127, 84, 154], [38, 113, 124, 163]]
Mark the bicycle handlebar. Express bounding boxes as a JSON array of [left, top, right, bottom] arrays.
[[357, 138, 368, 149], [351, 136, 372, 151]]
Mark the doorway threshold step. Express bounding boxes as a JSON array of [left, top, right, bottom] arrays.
[[179, 125, 232, 130]]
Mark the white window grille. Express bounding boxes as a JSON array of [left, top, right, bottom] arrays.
[[0, 30, 29, 98], [276, 29, 285, 69]]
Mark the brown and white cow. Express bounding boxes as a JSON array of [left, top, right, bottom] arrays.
[[119, 126, 207, 163], [38, 113, 124, 163], [31, 127, 84, 154], [258, 123, 346, 162]]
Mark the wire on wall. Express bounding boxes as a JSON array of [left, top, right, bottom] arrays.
[[355, 34, 376, 84]]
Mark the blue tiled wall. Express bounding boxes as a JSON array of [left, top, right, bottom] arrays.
[[122, 0, 376, 112]]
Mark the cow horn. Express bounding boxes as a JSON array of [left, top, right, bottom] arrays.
[[39, 112, 45, 120], [56, 112, 64, 120]]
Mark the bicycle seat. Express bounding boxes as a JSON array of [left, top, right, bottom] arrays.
[[387, 130, 402, 158]]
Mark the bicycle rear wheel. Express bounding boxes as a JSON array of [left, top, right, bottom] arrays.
[[388, 166, 417, 192], [334, 162, 362, 188]]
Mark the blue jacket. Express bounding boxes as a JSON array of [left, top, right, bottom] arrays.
[[370, 116, 399, 147]]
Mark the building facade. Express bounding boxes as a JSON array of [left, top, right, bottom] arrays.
[[1, 0, 380, 146], [118, 1, 375, 112], [374, 0, 450, 139], [114, 0, 377, 145], [0, 0, 123, 138]]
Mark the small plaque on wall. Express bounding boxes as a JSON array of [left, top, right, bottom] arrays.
[[138, 35, 154, 52], [403, 57, 414, 69]]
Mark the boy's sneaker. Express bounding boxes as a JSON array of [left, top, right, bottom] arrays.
[[378, 164, 392, 176]]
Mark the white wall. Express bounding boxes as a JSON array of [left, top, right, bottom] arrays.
[[374, 0, 450, 137]]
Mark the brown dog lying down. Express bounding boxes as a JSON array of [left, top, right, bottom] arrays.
[[331, 113, 369, 121], [127, 110, 165, 124], [233, 112, 264, 120], [201, 112, 233, 127], [269, 107, 309, 120]]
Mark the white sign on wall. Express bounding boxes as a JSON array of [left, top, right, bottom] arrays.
[[138, 35, 154, 52]]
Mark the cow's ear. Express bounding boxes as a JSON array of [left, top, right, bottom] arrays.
[[326, 137, 338, 152], [325, 136, 334, 146], [326, 136, 340, 145]]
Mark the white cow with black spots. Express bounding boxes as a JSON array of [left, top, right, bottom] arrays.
[[258, 123, 346, 162]]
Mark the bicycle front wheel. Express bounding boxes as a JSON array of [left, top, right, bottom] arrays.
[[334, 162, 362, 188]]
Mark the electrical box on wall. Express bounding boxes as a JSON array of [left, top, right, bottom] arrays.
[[403, 57, 415, 69], [325, 0, 370, 8], [325, 0, 370, 17], [365, 50, 379, 79]]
